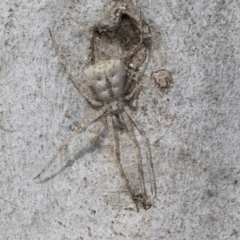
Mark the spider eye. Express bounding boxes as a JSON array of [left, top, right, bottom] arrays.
[[97, 78, 101, 81]]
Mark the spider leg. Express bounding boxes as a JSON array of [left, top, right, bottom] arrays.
[[121, 112, 146, 197], [107, 114, 139, 212], [118, 113, 125, 125], [48, 28, 103, 107], [123, 70, 135, 94], [139, 6, 143, 44], [123, 70, 142, 103], [124, 106, 156, 196], [123, 84, 141, 101], [34, 109, 106, 180], [123, 69, 140, 93], [112, 115, 123, 129]]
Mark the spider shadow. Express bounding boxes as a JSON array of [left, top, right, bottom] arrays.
[[36, 124, 108, 183]]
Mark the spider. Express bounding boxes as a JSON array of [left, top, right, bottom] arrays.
[[35, 5, 155, 211]]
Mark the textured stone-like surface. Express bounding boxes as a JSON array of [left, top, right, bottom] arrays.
[[1, 0, 240, 239]]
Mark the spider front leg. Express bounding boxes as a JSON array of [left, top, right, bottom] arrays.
[[48, 29, 103, 107], [34, 109, 106, 181], [107, 114, 139, 212]]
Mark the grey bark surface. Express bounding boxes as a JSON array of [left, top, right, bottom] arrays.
[[1, 0, 240, 239]]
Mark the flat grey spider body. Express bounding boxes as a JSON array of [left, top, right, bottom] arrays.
[[35, 28, 155, 211], [84, 59, 125, 114]]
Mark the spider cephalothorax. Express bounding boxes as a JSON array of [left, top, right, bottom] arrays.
[[35, 3, 155, 211]]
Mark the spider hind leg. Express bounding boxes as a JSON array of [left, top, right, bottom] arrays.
[[107, 114, 140, 212], [121, 112, 148, 202], [125, 106, 156, 197]]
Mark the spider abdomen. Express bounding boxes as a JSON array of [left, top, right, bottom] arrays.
[[84, 59, 126, 102]]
